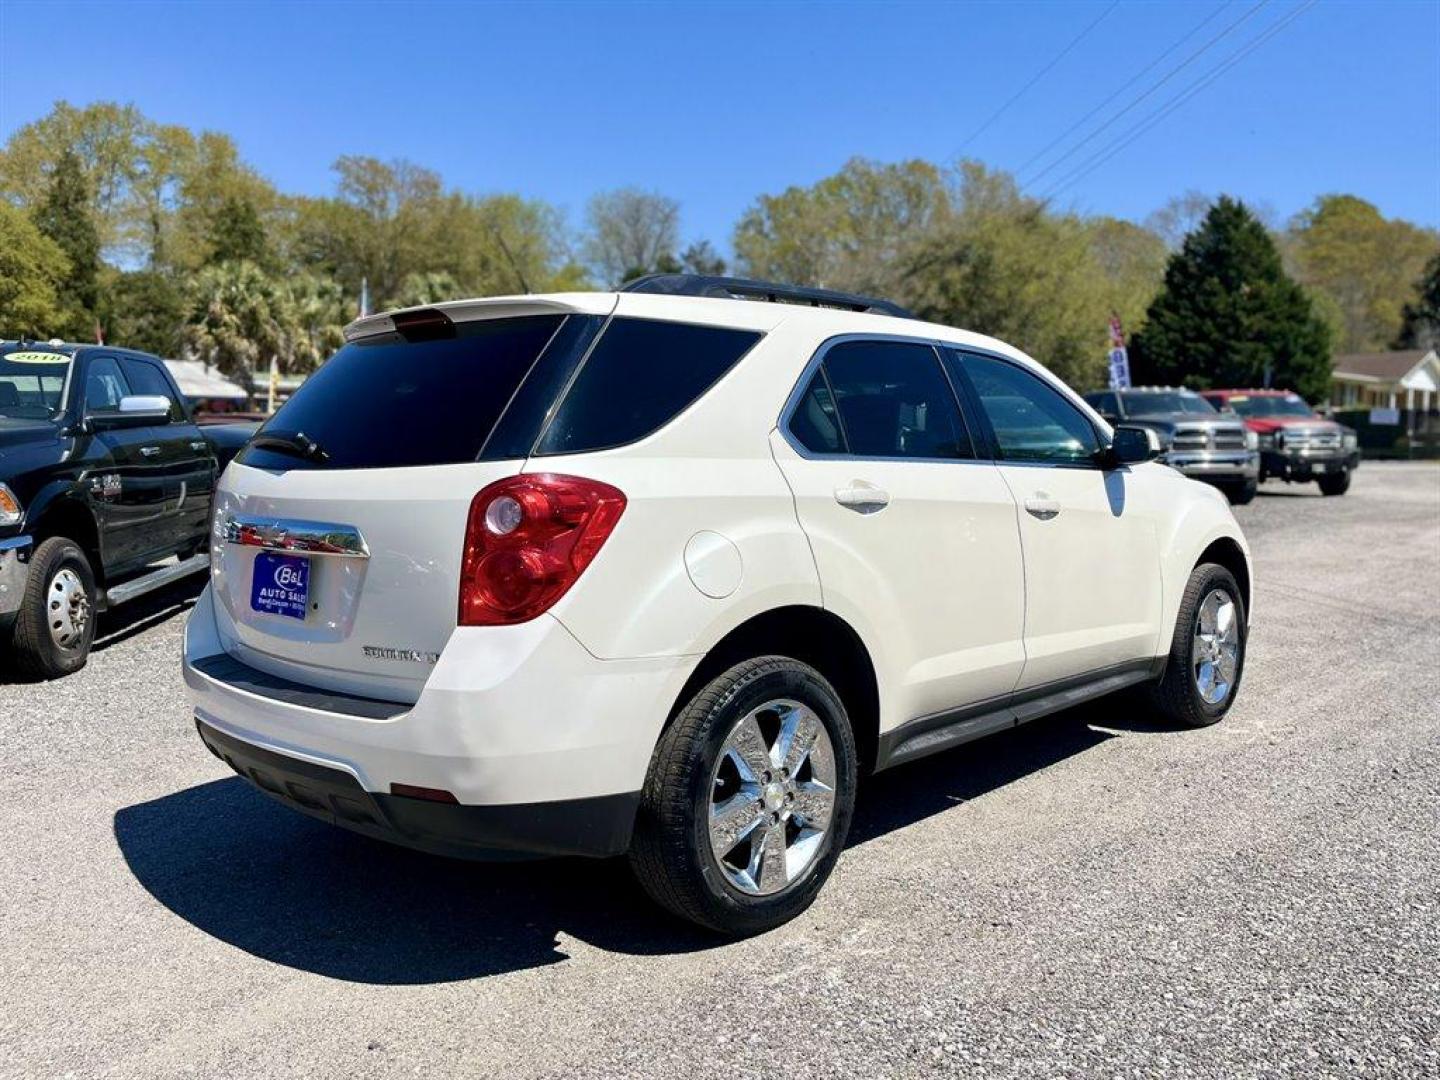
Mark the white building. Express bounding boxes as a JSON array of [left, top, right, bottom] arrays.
[[1330, 349, 1440, 414]]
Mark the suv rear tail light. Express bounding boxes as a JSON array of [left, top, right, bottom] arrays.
[[459, 474, 626, 626]]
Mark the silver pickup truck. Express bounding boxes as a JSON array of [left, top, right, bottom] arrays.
[[1084, 387, 1260, 505]]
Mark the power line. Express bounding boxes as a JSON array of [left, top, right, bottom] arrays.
[[958, 0, 1121, 152], [1014, 2, 1230, 180], [1039, 0, 1319, 201], [1023, 0, 1270, 189]]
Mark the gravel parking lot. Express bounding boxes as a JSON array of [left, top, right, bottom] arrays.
[[2, 463, 1436, 1079]]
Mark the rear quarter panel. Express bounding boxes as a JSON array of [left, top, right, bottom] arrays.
[[538, 316, 824, 662]]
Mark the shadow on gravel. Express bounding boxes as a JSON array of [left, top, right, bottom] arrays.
[[114, 705, 1126, 984]]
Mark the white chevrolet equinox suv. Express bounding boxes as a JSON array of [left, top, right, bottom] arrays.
[[184, 274, 1251, 935]]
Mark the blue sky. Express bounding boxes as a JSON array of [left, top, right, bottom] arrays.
[[2, 0, 1437, 256]]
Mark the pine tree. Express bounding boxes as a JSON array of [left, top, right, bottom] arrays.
[[32, 149, 101, 340], [205, 196, 268, 266], [1393, 251, 1440, 352], [1131, 197, 1332, 401]]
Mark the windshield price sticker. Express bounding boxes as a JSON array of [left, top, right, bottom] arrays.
[[5, 351, 71, 365]]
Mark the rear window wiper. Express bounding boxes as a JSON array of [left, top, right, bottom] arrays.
[[250, 430, 330, 463]]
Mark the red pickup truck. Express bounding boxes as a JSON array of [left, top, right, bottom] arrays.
[[1200, 389, 1360, 496]]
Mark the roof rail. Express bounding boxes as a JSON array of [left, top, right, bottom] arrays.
[[620, 273, 915, 320]]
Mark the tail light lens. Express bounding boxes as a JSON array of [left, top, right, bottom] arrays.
[[459, 474, 626, 626]]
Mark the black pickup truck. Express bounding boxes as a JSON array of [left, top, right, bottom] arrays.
[[0, 342, 255, 678]]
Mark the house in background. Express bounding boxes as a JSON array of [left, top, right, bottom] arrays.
[[1329, 349, 1440, 414]]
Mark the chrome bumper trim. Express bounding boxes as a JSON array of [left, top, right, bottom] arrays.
[[0, 534, 34, 618]]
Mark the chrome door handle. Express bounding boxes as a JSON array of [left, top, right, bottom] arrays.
[[1025, 495, 1061, 520], [140, 445, 162, 457], [834, 483, 890, 514]]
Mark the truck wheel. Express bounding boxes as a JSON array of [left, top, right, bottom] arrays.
[[1318, 469, 1351, 496], [1148, 562, 1246, 728], [10, 537, 98, 679], [1224, 480, 1257, 505], [629, 656, 857, 936]]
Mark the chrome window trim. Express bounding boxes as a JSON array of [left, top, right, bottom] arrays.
[[777, 332, 985, 466]]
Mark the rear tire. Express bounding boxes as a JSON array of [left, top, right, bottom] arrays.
[[1318, 469, 1351, 496], [1147, 562, 1246, 728], [10, 537, 98, 680], [629, 656, 857, 936]]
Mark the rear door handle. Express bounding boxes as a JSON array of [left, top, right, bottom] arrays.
[[140, 445, 162, 458], [1025, 495, 1061, 520], [834, 483, 890, 514]]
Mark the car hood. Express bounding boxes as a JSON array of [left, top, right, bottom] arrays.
[[1123, 411, 1246, 431], [0, 417, 60, 453]]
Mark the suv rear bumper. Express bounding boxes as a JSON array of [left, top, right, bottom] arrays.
[[183, 584, 691, 858], [196, 716, 640, 858]]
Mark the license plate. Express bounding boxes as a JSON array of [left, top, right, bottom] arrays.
[[250, 552, 310, 619], [1313, 462, 1328, 473]]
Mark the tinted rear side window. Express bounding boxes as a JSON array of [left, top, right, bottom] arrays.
[[789, 371, 844, 454], [237, 315, 564, 471], [820, 340, 972, 459], [535, 317, 761, 456]]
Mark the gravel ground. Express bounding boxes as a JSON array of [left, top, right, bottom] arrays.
[[1, 463, 1437, 1080]]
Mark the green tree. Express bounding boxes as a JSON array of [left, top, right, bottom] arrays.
[[1286, 195, 1438, 353], [900, 163, 1112, 389], [1393, 251, 1440, 351], [32, 149, 102, 340], [0, 101, 148, 254], [680, 240, 726, 276], [387, 270, 462, 310], [0, 203, 68, 337], [734, 158, 950, 295], [98, 269, 187, 356], [1131, 197, 1333, 400], [183, 261, 319, 385], [205, 196, 268, 266], [1085, 216, 1168, 336], [584, 188, 680, 286]]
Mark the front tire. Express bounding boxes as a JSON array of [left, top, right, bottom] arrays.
[[629, 656, 858, 935], [1318, 469, 1351, 496], [1148, 562, 1246, 728], [1223, 479, 1257, 505], [10, 537, 98, 679]]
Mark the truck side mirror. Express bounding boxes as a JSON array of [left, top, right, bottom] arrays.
[[87, 395, 173, 429]]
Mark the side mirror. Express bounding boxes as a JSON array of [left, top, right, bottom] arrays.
[[1104, 424, 1162, 466], [87, 395, 172, 429]]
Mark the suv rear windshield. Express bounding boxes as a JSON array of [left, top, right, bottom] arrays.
[[237, 315, 566, 471]]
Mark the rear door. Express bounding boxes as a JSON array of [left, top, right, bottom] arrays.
[[118, 355, 215, 555], [772, 337, 1026, 725], [948, 349, 1163, 689], [209, 306, 606, 702]]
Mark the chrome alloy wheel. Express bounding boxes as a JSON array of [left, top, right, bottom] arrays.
[[707, 699, 837, 897], [47, 567, 91, 650], [1192, 588, 1240, 705]]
